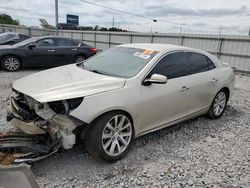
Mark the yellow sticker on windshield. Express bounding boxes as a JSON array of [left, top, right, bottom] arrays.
[[143, 49, 155, 55], [133, 52, 151, 59]]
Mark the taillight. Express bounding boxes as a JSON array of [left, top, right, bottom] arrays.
[[91, 48, 97, 53]]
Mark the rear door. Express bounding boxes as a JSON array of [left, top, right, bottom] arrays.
[[184, 52, 219, 115], [53, 38, 80, 65], [139, 52, 190, 133]]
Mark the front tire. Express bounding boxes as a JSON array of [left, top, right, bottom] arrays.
[[207, 90, 228, 119], [85, 111, 134, 162], [1, 56, 21, 71]]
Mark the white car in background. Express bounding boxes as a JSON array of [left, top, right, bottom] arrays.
[[7, 43, 235, 161]]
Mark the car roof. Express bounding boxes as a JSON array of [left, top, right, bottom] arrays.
[[0, 32, 30, 36], [120, 43, 201, 53], [34, 36, 75, 40], [0, 32, 18, 36]]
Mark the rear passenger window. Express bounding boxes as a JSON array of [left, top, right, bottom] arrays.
[[186, 52, 215, 75], [207, 57, 216, 70], [149, 52, 186, 79]]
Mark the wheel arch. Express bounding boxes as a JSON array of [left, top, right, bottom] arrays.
[[91, 109, 134, 127], [220, 87, 230, 100], [75, 53, 87, 59], [86, 108, 135, 138]]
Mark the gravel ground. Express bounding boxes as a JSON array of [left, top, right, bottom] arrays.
[[0, 69, 249, 188]]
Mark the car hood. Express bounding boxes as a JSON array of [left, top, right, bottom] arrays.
[[13, 64, 126, 103]]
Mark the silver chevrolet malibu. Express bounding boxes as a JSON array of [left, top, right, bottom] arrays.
[[7, 43, 235, 161]]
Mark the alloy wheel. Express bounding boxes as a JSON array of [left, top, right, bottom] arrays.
[[75, 57, 85, 63], [213, 91, 226, 116], [102, 115, 132, 157], [4, 57, 20, 71]]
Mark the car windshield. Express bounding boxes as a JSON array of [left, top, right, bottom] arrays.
[[13, 37, 36, 47], [82, 47, 159, 78], [0, 33, 17, 43]]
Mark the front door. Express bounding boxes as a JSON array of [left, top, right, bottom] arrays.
[[139, 52, 189, 134], [25, 38, 57, 67]]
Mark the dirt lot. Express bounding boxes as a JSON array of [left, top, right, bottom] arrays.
[[0, 69, 249, 188]]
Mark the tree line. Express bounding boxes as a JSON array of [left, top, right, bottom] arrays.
[[0, 13, 20, 25], [79, 25, 127, 32]]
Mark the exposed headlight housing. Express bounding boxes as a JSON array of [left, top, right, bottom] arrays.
[[48, 97, 84, 114]]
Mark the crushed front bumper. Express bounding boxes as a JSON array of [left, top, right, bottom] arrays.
[[6, 97, 46, 135], [6, 95, 83, 150]]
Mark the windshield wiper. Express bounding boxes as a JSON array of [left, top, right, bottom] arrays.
[[88, 69, 104, 75]]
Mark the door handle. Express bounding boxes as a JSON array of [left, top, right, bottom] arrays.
[[211, 78, 218, 82], [48, 49, 55, 52], [180, 86, 189, 92], [71, 48, 77, 51]]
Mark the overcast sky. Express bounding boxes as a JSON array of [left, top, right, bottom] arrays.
[[1, 0, 250, 35]]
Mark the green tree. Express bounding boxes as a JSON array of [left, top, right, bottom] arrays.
[[79, 26, 93, 31], [99, 27, 108, 31], [0, 13, 20, 25], [108, 27, 123, 32]]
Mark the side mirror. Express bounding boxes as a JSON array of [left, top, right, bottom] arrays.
[[28, 43, 36, 49], [143, 74, 167, 85]]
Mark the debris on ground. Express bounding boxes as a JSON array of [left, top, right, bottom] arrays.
[[0, 152, 14, 165]]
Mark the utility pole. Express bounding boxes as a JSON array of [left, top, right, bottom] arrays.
[[248, 28, 250, 36], [179, 24, 183, 35], [112, 17, 114, 28], [55, 0, 59, 35], [219, 26, 222, 36]]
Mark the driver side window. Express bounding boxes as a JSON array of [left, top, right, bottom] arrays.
[[149, 52, 186, 79], [36, 39, 54, 47]]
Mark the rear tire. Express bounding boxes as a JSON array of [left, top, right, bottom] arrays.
[[1, 56, 21, 72], [207, 90, 228, 119], [85, 111, 134, 162], [74, 55, 86, 63]]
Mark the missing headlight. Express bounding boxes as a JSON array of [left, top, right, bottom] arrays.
[[48, 97, 83, 114]]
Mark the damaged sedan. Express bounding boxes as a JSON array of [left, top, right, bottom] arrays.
[[6, 43, 235, 162]]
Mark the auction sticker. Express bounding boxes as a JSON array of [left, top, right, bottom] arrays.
[[143, 49, 155, 55], [133, 52, 151, 59]]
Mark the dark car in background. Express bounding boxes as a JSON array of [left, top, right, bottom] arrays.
[[0, 32, 31, 45], [0, 36, 97, 71]]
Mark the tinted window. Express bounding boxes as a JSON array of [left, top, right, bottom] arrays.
[[55, 38, 79, 46], [186, 52, 215, 75], [149, 52, 186, 79], [207, 57, 216, 70], [18, 34, 30, 40], [36, 39, 54, 47]]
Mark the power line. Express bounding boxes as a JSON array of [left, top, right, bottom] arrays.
[[79, 0, 158, 22], [78, 0, 238, 31]]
